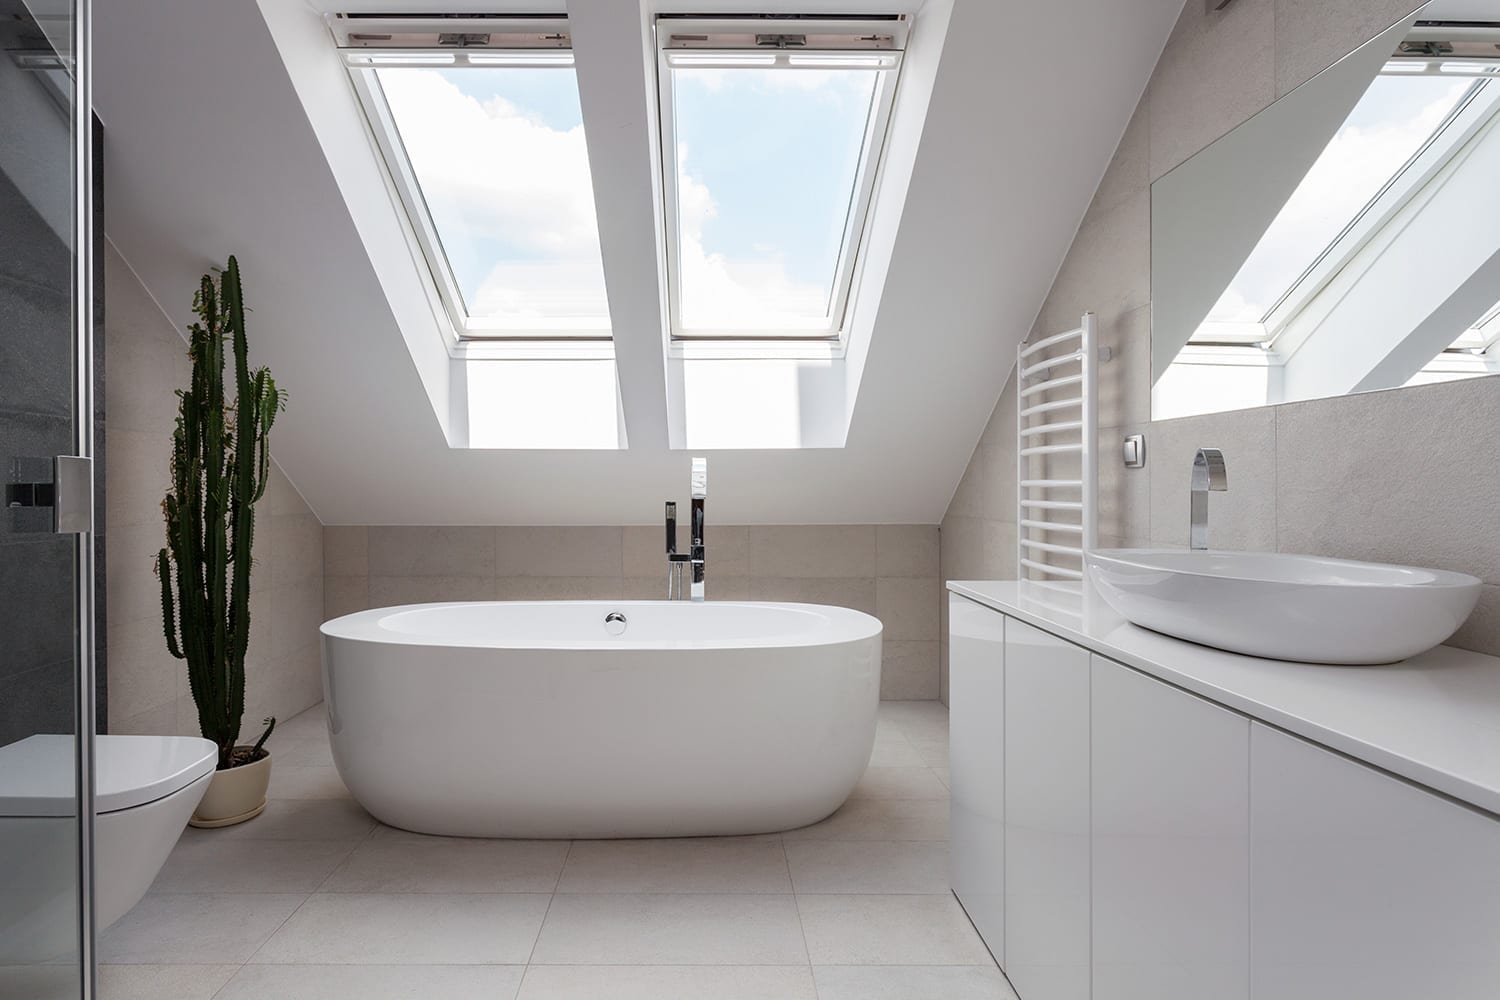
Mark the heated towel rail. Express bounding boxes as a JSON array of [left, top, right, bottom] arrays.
[[1016, 313, 1101, 582]]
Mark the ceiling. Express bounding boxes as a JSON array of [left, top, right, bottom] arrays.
[[93, 0, 1186, 525]]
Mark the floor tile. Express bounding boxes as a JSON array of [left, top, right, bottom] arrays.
[[531, 893, 807, 965], [179, 798, 375, 842], [878, 701, 950, 741], [151, 839, 354, 893], [910, 738, 950, 766], [323, 838, 569, 893], [781, 799, 949, 841], [867, 742, 926, 767], [813, 965, 1014, 999], [786, 841, 950, 893], [266, 766, 349, 800], [251, 893, 550, 965], [796, 894, 993, 965], [272, 737, 335, 767], [98, 892, 306, 964], [275, 705, 330, 741], [0, 965, 82, 1000], [850, 767, 950, 800], [933, 767, 951, 789], [516, 965, 817, 1000], [556, 840, 791, 894], [94, 964, 239, 1000], [214, 964, 525, 1000]]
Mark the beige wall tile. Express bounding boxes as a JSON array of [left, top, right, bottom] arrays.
[[1148, 0, 1276, 179], [494, 576, 624, 601], [105, 616, 178, 722], [1449, 585, 1500, 659], [749, 577, 877, 616], [272, 512, 323, 589], [1090, 102, 1150, 217], [368, 526, 495, 577], [495, 526, 622, 578], [1097, 304, 1153, 430], [882, 641, 940, 700], [1097, 422, 1152, 543], [323, 526, 368, 577], [1273, 0, 1422, 97], [324, 574, 369, 620], [748, 525, 877, 578], [875, 525, 939, 578], [1037, 187, 1151, 336], [271, 578, 324, 659], [107, 520, 169, 629], [1147, 406, 1277, 551], [876, 578, 940, 642], [368, 574, 492, 606]]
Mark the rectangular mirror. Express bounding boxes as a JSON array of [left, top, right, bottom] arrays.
[[1151, 0, 1500, 420]]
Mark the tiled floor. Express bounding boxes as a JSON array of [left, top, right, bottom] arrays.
[[97, 701, 1015, 1000]]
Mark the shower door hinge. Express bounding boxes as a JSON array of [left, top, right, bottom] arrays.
[[6, 455, 93, 534]]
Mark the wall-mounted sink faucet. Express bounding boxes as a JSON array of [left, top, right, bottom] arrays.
[[665, 457, 707, 601], [1190, 448, 1227, 551]]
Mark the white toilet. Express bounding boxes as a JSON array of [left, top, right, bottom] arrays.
[[0, 733, 216, 962]]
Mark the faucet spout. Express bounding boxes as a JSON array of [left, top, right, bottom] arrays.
[[690, 458, 706, 601], [1190, 448, 1228, 551]]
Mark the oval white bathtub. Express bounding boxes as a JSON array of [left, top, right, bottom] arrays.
[[320, 601, 882, 838]]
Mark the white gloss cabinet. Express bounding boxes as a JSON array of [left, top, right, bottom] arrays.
[[949, 594, 1007, 962], [1249, 724, 1500, 1000], [1004, 617, 1091, 1000], [1090, 657, 1249, 1000]]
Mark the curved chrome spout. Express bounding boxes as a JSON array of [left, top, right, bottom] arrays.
[[1190, 448, 1228, 551]]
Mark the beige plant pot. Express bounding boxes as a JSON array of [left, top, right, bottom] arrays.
[[189, 750, 271, 828]]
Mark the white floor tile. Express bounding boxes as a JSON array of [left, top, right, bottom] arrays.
[[786, 841, 950, 894], [272, 737, 335, 767], [98, 892, 306, 964], [850, 767, 950, 800], [878, 701, 950, 741], [323, 838, 569, 893], [516, 965, 818, 1000], [214, 964, 525, 1000], [782, 799, 949, 842], [867, 742, 927, 767], [531, 893, 807, 965], [251, 893, 550, 965], [94, 964, 239, 1000], [266, 766, 349, 800], [275, 705, 330, 741], [179, 798, 375, 842], [151, 839, 354, 894], [796, 894, 992, 965], [814, 965, 1015, 999], [556, 840, 791, 894], [910, 738, 950, 766]]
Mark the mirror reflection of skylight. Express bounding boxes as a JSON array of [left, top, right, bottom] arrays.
[[670, 67, 878, 332], [1205, 73, 1477, 328], [368, 61, 609, 336]]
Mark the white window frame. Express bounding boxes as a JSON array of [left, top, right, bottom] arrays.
[[654, 16, 907, 349], [335, 16, 611, 343]]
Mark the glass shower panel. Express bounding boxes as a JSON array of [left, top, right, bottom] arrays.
[[0, 0, 89, 997]]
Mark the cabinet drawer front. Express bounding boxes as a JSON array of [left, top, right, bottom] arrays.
[[1251, 724, 1500, 1000]]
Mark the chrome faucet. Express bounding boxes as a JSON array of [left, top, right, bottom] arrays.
[[664, 457, 707, 600], [1190, 448, 1228, 551]]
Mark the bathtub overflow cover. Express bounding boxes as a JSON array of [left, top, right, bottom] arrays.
[[604, 611, 627, 636]]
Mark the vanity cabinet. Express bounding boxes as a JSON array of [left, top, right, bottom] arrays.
[[948, 594, 1007, 961], [1003, 618, 1091, 1000], [1250, 724, 1500, 1000], [1090, 657, 1248, 1000]]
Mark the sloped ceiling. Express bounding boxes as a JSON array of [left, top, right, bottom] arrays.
[[94, 0, 1185, 525]]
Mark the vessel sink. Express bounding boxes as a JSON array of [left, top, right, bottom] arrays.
[[1085, 548, 1481, 664]]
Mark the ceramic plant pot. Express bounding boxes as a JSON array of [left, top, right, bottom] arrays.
[[188, 749, 271, 828]]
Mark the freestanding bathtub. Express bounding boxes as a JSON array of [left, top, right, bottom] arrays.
[[320, 601, 882, 838]]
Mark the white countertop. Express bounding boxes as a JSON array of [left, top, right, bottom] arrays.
[[949, 580, 1500, 817]]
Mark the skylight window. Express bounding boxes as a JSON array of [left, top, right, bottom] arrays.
[[656, 18, 906, 341], [339, 19, 609, 339]]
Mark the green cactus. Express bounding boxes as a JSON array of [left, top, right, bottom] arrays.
[[157, 256, 285, 771]]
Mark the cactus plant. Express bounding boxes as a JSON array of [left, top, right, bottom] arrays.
[[157, 256, 285, 771]]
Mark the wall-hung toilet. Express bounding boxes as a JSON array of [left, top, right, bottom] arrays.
[[0, 733, 216, 962]]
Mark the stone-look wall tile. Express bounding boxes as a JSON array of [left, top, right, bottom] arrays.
[[324, 575, 369, 621], [876, 525, 939, 578], [368, 574, 492, 607], [883, 641, 940, 700], [1097, 304, 1153, 430], [1148, 406, 1277, 552], [1273, 0, 1422, 97], [977, 372, 1017, 451], [1449, 586, 1500, 659], [1097, 422, 1152, 544], [1089, 102, 1150, 217], [323, 526, 368, 577], [494, 576, 624, 601], [1147, 0, 1276, 180], [368, 526, 495, 578], [748, 525, 877, 578], [106, 251, 325, 737], [495, 526, 622, 578], [1275, 378, 1500, 583], [876, 578, 940, 641], [1037, 187, 1151, 336], [749, 577, 878, 617]]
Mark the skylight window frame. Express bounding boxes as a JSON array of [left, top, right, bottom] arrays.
[[335, 16, 612, 344], [653, 15, 908, 348]]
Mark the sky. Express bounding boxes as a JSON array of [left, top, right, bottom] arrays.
[[377, 62, 879, 333]]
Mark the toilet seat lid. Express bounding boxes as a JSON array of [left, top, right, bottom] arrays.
[[0, 734, 217, 817]]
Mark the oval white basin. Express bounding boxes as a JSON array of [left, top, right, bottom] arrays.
[[1085, 548, 1481, 664]]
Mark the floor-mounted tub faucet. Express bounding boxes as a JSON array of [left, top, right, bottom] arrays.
[[1190, 448, 1228, 551], [664, 458, 707, 600]]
